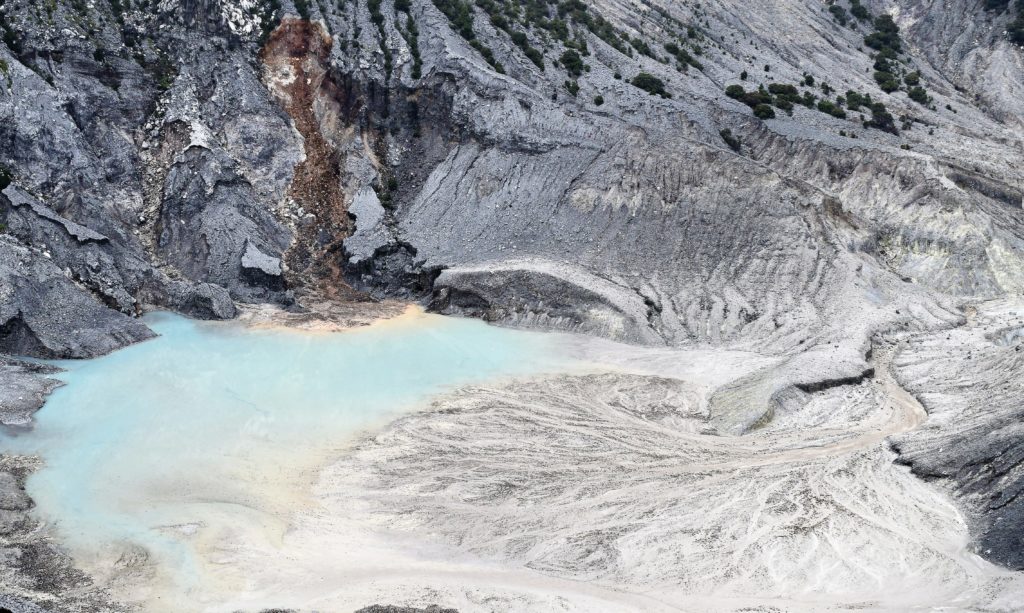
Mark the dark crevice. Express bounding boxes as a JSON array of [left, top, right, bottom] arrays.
[[795, 367, 875, 393]]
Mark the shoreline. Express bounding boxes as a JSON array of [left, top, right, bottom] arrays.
[[0, 299, 435, 613], [234, 298, 412, 334]]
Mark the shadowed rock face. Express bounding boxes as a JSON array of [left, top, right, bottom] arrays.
[[0, 0, 1023, 606], [891, 302, 1024, 570], [0, 237, 154, 359]]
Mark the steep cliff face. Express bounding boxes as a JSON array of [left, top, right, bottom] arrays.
[[3, 0, 1020, 350], [0, 0, 1023, 584]]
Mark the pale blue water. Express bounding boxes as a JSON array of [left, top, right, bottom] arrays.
[[0, 311, 570, 590]]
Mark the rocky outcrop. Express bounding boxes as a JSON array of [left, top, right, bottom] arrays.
[[0, 456, 126, 613], [0, 357, 62, 428], [0, 237, 153, 359], [431, 259, 662, 343], [891, 301, 1024, 570], [156, 141, 291, 302]]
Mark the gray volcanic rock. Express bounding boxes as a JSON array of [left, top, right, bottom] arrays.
[[0, 596, 54, 613], [0, 473, 30, 512], [891, 301, 1024, 570], [0, 237, 154, 359], [4, 186, 108, 244], [0, 356, 62, 427], [0, 457, 124, 613], [355, 606, 458, 613], [431, 259, 662, 343], [157, 142, 291, 301]]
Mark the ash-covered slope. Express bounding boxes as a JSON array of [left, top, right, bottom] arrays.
[[0, 0, 1023, 604]]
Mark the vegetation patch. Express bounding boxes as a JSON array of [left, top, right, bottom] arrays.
[[725, 79, 899, 134], [631, 72, 669, 98], [849, 0, 870, 21], [431, 0, 504, 72], [367, 0, 394, 77], [559, 48, 583, 76], [1000, 0, 1024, 44], [663, 41, 701, 72], [859, 9, 932, 105], [828, 4, 848, 26], [719, 128, 741, 152]]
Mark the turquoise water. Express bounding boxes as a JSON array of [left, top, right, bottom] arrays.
[[0, 310, 569, 591]]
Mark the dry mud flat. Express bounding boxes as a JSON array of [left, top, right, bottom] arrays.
[[183, 334, 1024, 612]]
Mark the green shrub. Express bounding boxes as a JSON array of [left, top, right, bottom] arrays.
[[0, 8, 22, 55], [873, 55, 893, 72], [753, 104, 775, 119], [630, 37, 656, 58], [0, 165, 11, 191], [768, 83, 798, 97], [873, 71, 899, 92], [817, 99, 847, 118], [865, 102, 897, 134], [719, 128, 741, 152], [904, 71, 921, 86], [560, 49, 583, 76], [402, 14, 423, 79], [829, 4, 848, 25], [631, 72, 670, 97], [767, 83, 799, 113], [865, 14, 901, 54], [470, 40, 504, 73], [845, 90, 867, 110], [663, 41, 701, 71], [774, 98, 793, 114], [510, 31, 543, 70], [564, 79, 579, 96], [432, 0, 476, 41], [593, 94, 604, 105], [850, 0, 871, 21], [524, 46, 544, 69], [725, 85, 776, 109], [907, 86, 929, 104]]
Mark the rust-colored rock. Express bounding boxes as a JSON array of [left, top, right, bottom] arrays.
[[261, 18, 356, 299]]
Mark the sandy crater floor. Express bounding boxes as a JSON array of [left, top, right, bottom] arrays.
[[107, 320, 1024, 613]]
